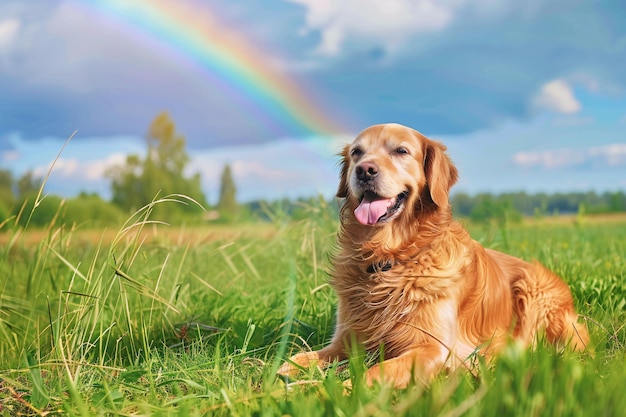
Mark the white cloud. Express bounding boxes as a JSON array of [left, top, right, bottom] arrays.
[[0, 18, 20, 51], [84, 153, 128, 180], [188, 136, 345, 203], [33, 153, 128, 181], [569, 72, 624, 96], [513, 143, 626, 169], [589, 144, 626, 167], [1, 149, 20, 161], [288, 0, 463, 55], [231, 160, 293, 181], [10, 134, 344, 204], [33, 158, 77, 179], [285, 0, 555, 57], [549, 115, 594, 127], [533, 79, 582, 114], [512, 147, 586, 169], [0, 3, 184, 92]]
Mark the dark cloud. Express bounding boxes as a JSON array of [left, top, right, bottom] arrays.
[[306, 0, 626, 136], [0, 0, 624, 148]]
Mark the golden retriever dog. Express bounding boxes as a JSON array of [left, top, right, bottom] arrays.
[[278, 123, 589, 388]]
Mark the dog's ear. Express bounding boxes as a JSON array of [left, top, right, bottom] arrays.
[[336, 145, 350, 198], [424, 140, 458, 207]]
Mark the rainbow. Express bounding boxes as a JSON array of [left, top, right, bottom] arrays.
[[81, 0, 343, 138]]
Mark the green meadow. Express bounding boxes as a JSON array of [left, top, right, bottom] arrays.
[[1, 198, 625, 416]]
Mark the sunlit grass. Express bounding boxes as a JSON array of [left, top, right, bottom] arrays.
[[0, 195, 625, 415]]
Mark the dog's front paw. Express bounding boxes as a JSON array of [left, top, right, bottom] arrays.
[[363, 363, 420, 388], [277, 351, 321, 379]]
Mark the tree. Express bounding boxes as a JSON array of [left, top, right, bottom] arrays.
[[0, 169, 14, 223], [16, 170, 42, 199], [0, 169, 14, 212], [450, 192, 474, 217], [147, 112, 189, 175], [216, 164, 238, 222], [109, 154, 144, 211], [107, 111, 208, 221], [469, 194, 522, 225]]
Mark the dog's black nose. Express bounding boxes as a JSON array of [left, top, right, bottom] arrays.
[[356, 162, 379, 182]]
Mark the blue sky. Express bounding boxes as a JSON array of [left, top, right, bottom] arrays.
[[1, 0, 625, 204]]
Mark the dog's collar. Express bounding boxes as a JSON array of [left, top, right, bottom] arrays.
[[366, 260, 393, 274]]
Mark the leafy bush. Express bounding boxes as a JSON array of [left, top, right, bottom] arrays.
[[469, 194, 522, 225], [62, 193, 125, 227], [12, 193, 64, 228], [0, 201, 10, 225], [10, 192, 126, 229]]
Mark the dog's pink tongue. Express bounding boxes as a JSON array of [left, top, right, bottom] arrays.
[[354, 196, 393, 225]]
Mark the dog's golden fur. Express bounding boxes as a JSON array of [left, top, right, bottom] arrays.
[[278, 123, 588, 387]]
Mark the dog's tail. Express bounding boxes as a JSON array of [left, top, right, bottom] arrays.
[[513, 262, 589, 350], [556, 311, 589, 351]]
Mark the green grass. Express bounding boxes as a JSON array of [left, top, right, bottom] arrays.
[[1, 199, 625, 416]]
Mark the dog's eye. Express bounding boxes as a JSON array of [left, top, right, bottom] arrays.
[[395, 147, 409, 155], [351, 148, 363, 158]]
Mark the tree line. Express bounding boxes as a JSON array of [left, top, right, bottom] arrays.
[[1, 111, 624, 229], [451, 191, 626, 223], [0, 112, 238, 228], [242, 190, 626, 225]]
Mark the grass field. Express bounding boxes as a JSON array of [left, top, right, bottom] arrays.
[[1, 199, 625, 416]]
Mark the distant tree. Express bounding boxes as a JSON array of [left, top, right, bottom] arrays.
[[16, 170, 42, 199], [0, 169, 14, 212], [146, 112, 189, 175], [451, 192, 474, 217], [64, 194, 124, 227], [107, 111, 208, 221], [470, 194, 522, 225], [109, 154, 144, 210], [608, 191, 626, 212], [216, 164, 238, 222], [13, 193, 64, 228]]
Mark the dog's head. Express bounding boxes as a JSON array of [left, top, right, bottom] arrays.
[[337, 123, 458, 226]]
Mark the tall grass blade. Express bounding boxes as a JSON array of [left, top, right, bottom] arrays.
[[23, 351, 50, 410]]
